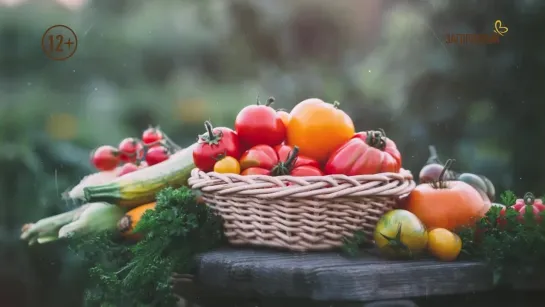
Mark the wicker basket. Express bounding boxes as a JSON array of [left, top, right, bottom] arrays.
[[188, 168, 415, 252]]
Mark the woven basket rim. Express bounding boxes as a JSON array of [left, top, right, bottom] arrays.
[[188, 168, 415, 199]]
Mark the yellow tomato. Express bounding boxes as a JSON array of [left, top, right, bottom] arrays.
[[213, 156, 241, 174], [374, 209, 428, 259], [427, 228, 462, 261]]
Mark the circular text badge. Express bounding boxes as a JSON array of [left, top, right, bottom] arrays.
[[41, 25, 78, 61]]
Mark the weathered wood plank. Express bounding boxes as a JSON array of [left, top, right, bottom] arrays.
[[194, 248, 495, 302]]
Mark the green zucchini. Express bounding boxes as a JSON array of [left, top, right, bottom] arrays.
[[83, 143, 197, 207]]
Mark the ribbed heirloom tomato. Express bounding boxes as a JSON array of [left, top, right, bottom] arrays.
[[325, 130, 401, 175], [286, 98, 355, 163], [239, 144, 322, 176]]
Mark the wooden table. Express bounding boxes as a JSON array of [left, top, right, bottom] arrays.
[[173, 248, 545, 307]]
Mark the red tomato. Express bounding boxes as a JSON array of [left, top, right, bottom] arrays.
[[193, 121, 241, 172], [324, 131, 401, 176], [235, 97, 286, 148], [118, 162, 139, 177], [515, 193, 543, 223], [289, 165, 323, 176], [241, 167, 271, 176], [274, 144, 320, 169], [118, 137, 144, 162], [142, 127, 163, 145], [239, 144, 279, 171], [239, 145, 322, 176], [146, 146, 170, 166], [91, 145, 120, 171]]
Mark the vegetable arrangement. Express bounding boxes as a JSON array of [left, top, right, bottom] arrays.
[[193, 97, 403, 178], [19, 96, 545, 305]]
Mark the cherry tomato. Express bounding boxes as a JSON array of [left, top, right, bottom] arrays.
[[142, 127, 164, 145], [91, 145, 120, 171], [118, 137, 144, 163], [235, 97, 286, 149], [193, 121, 241, 172], [118, 162, 139, 177], [213, 156, 241, 174], [145, 146, 170, 166], [427, 228, 462, 261]]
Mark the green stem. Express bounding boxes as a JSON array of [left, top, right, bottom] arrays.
[[333, 101, 340, 108], [433, 159, 455, 189], [204, 121, 216, 141], [284, 146, 300, 169], [523, 192, 535, 206], [266, 97, 275, 107]]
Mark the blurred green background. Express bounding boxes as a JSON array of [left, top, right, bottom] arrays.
[[1, 0, 545, 306]]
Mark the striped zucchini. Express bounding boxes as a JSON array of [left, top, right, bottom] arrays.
[[83, 143, 197, 207]]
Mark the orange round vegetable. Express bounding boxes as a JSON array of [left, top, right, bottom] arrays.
[[213, 156, 241, 174], [118, 202, 156, 239], [427, 228, 462, 261], [286, 98, 355, 163], [406, 160, 490, 231]]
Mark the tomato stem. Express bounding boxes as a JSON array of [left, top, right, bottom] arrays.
[[199, 121, 223, 146], [523, 192, 535, 206], [433, 159, 455, 189], [333, 101, 341, 109], [271, 146, 300, 176], [284, 146, 300, 169], [266, 97, 275, 107], [366, 131, 387, 151]]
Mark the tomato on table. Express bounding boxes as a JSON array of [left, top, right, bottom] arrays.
[[235, 97, 286, 149], [214, 156, 241, 174], [374, 209, 428, 259], [427, 228, 462, 261], [193, 121, 241, 172], [239, 144, 323, 176], [406, 160, 489, 231]]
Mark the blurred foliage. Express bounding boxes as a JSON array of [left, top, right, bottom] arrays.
[[1, 0, 545, 306]]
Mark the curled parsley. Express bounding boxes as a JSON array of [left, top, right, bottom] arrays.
[[70, 187, 224, 307]]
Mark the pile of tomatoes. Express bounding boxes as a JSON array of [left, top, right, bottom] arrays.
[[193, 97, 403, 177], [90, 127, 175, 177]]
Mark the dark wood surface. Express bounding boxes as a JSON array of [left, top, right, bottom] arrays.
[[192, 248, 499, 302]]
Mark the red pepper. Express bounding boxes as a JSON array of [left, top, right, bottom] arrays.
[[325, 130, 401, 176], [239, 145, 323, 176], [193, 121, 241, 172]]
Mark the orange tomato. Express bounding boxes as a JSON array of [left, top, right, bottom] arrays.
[[277, 110, 291, 128], [427, 228, 462, 261], [213, 156, 241, 174], [406, 180, 490, 231], [286, 98, 355, 163]]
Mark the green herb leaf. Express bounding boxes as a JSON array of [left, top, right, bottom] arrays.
[[70, 187, 225, 307]]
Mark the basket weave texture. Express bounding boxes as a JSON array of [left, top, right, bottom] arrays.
[[188, 168, 416, 252]]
